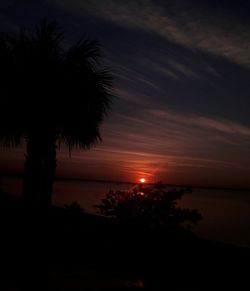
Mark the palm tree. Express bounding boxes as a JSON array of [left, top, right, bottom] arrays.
[[0, 20, 114, 211]]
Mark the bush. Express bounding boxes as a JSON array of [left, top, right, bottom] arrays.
[[95, 182, 202, 235], [64, 201, 85, 216]]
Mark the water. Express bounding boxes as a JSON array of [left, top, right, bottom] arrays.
[[2, 177, 250, 248], [53, 180, 133, 211]]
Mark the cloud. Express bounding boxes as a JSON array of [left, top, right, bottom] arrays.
[[94, 102, 250, 172], [49, 0, 250, 67], [150, 109, 250, 137]]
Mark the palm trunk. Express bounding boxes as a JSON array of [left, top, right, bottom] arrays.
[[22, 133, 57, 212], [20, 133, 56, 289]]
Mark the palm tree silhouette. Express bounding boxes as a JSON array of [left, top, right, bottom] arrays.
[[0, 20, 114, 211]]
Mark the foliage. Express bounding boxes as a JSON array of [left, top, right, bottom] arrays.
[[96, 182, 202, 234], [0, 20, 114, 209], [0, 19, 114, 149], [64, 201, 85, 216]]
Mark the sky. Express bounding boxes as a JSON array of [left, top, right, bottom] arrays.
[[1, 0, 250, 187]]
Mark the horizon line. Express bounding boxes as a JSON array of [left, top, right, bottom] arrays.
[[1, 171, 250, 192]]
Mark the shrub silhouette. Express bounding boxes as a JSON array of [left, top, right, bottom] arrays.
[[64, 201, 85, 216], [96, 182, 202, 235]]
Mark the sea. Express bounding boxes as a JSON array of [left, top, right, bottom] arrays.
[[2, 177, 250, 248]]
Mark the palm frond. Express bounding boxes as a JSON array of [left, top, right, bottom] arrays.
[[33, 19, 61, 48], [0, 20, 115, 151], [63, 38, 102, 72]]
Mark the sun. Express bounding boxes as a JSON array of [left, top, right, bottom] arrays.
[[139, 178, 146, 183]]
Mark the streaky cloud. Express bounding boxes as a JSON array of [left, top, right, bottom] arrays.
[[51, 0, 250, 66]]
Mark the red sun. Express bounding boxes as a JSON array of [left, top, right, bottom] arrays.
[[139, 178, 146, 183]]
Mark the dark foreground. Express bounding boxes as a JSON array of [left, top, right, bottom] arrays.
[[1, 194, 250, 290]]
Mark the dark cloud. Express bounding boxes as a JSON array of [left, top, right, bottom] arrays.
[[49, 0, 250, 65]]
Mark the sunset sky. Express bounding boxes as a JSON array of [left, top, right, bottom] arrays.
[[1, 0, 250, 187]]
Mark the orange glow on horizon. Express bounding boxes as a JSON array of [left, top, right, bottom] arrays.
[[139, 178, 146, 183]]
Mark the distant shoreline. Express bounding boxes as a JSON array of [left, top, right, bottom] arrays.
[[56, 177, 250, 192], [1, 171, 250, 192]]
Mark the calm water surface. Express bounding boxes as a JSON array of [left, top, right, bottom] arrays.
[[2, 177, 250, 248]]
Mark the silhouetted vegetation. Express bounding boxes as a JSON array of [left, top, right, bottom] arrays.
[[64, 200, 85, 216], [0, 20, 114, 211], [95, 182, 202, 235]]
